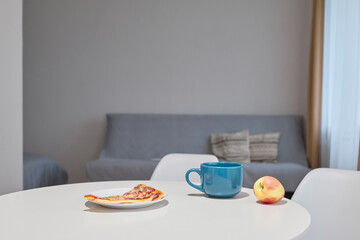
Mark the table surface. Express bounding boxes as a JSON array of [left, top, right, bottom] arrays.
[[0, 181, 310, 240]]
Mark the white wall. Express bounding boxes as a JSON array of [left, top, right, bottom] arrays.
[[24, 0, 312, 183], [0, 0, 23, 194]]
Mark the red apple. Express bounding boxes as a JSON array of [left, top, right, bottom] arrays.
[[253, 176, 285, 203]]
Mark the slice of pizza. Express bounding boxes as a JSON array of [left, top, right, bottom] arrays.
[[84, 184, 165, 204]]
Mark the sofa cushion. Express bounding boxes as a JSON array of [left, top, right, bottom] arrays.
[[249, 132, 280, 163], [210, 130, 250, 163], [242, 162, 311, 192], [86, 158, 158, 181], [100, 114, 308, 167]]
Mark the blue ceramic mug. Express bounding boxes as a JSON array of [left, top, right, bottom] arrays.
[[185, 162, 243, 198]]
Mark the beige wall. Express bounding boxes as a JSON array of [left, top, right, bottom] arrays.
[[0, 0, 23, 194], [24, 0, 312, 183]]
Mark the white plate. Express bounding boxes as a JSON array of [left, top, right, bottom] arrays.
[[85, 188, 167, 209]]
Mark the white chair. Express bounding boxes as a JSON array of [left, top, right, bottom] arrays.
[[150, 153, 218, 182], [292, 168, 360, 240]]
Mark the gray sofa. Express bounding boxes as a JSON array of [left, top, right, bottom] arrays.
[[86, 114, 310, 192]]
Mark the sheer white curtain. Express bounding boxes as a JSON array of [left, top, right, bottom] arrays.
[[321, 0, 360, 169]]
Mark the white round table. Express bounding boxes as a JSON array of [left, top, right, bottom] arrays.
[[0, 181, 310, 240]]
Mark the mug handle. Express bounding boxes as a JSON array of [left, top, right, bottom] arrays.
[[185, 168, 204, 192]]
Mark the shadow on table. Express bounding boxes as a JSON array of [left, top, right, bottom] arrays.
[[187, 191, 249, 200], [256, 199, 288, 205], [84, 200, 169, 213]]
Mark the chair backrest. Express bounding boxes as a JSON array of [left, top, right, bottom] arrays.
[[292, 168, 360, 239], [150, 153, 218, 182]]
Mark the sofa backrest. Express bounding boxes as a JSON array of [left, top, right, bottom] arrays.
[[100, 114, 308, 166]]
